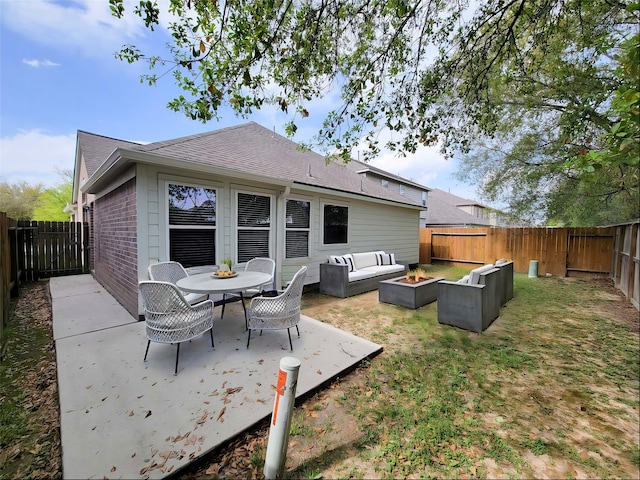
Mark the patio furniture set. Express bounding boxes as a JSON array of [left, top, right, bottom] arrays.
[[320, 251, 514, 334], [139, 251, 514, 374], [139, 258, 306, 374]]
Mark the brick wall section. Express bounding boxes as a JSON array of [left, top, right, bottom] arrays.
[[93, 178, 138, 317], [87, 204, 95, 270]]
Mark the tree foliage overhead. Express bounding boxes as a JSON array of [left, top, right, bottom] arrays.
[[111, 0, 639, 225]]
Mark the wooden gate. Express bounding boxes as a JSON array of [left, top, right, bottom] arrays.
[[15, 220, 89, 278], [566, 229, 615, 277]]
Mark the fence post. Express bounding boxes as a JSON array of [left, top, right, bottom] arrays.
[[8, 224, 18, 298], [1, 213, 9, 355], [83, 222, 89, 273], [264, 357, 301, 479]]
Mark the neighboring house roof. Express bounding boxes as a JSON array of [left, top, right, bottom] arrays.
[[78, 122, 423, 209], [344, 159, 431, 192], [425, 188, 493, 226], [432, 188, 490, 209]]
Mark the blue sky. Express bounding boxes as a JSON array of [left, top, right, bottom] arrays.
[[0, 0, 477, 200]]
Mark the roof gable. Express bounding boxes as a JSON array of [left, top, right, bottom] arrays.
[[77, 130, 142, 177]]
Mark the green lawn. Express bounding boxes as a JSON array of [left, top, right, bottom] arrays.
[[291, 265, 639, 479]]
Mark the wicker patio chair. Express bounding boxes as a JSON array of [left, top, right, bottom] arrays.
[[139, 281, 214, 375], [221, 257, 276, 327], [148, 261, 208, 305], [246, 265, 307, 351], [243, 257, 276, 296]]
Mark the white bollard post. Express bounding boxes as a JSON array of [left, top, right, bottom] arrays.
[[263, 356, 301, 479]]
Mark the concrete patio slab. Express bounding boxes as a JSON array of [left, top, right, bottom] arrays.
[[51, 275, 137, 340], [52, 275, 381, 479]]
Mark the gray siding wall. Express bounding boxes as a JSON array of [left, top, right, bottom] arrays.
[[137, 165, 420, 297]]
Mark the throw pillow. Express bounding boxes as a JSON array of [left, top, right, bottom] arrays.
[[375, 252, 396, 266], [328, 255, 341, 264], [335, 255, 355, 272]]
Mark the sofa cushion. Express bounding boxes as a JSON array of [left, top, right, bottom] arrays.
[[366, 264, 404, 275], [468, 264, 494, 284], [331, 254, 355, 272], [348, 269, 378, 281], [348, 264, 404, 281], [375, 252, 396, 266], [352, 252, 378, 270]]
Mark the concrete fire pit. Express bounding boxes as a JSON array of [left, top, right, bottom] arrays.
[[378, 276, 445, 309]]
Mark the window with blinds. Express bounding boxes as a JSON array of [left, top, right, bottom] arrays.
[[323, 203, 348, 245], [167, 183, 216, 268], [237, 192, 271, 263], [285, 199, 310, 258]]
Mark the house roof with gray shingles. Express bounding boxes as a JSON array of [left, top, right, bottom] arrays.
[[77, 130, 141, 178], [425, 188, 493, 226], [78, 122, 423, 208]]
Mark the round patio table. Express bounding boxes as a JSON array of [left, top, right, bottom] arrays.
[[176, 271, 272, 295], [177, 271, 273, 330]]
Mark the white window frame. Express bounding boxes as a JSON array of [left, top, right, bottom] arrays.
[[320, 200, 350, 248], [234, 189, 276, 264], [164, 180, 219, 266], [285, 198, 311, 259]]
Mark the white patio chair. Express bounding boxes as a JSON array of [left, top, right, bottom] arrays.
[[139, 281, 214, 375], [148, 261, 208, 305], [246, 265, 307, 351], [221, 257, 276, 327], [244, 257, 276, 296]]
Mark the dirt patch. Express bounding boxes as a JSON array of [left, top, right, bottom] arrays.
[[589, 278, 639, 334]]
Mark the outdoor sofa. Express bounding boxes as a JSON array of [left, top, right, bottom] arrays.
[[494, 259, 515, 305], [319, 251, 406, 298], [436, 263, 502, 334]]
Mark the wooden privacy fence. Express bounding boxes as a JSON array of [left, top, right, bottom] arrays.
[[1, 212, 11, 357], [612, 222, 640, 310], [420, 224, 639, 310], [1, 214, 90, 355]]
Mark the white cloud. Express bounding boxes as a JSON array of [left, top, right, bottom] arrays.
[[1, 0, 149, 57], [22, 59, 60, 68], [0, 130, 76, 187]]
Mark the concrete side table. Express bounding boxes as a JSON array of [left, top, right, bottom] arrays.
[[378, 276, 445, 309]]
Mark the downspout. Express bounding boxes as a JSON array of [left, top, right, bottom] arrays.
[[275, 186, 291, 289]]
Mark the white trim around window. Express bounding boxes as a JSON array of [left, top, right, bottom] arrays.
[[163, 179, 220, 267], [233, 189, 276, 264], [320, 200, 350, 248], [285, 198, 311, 259]]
